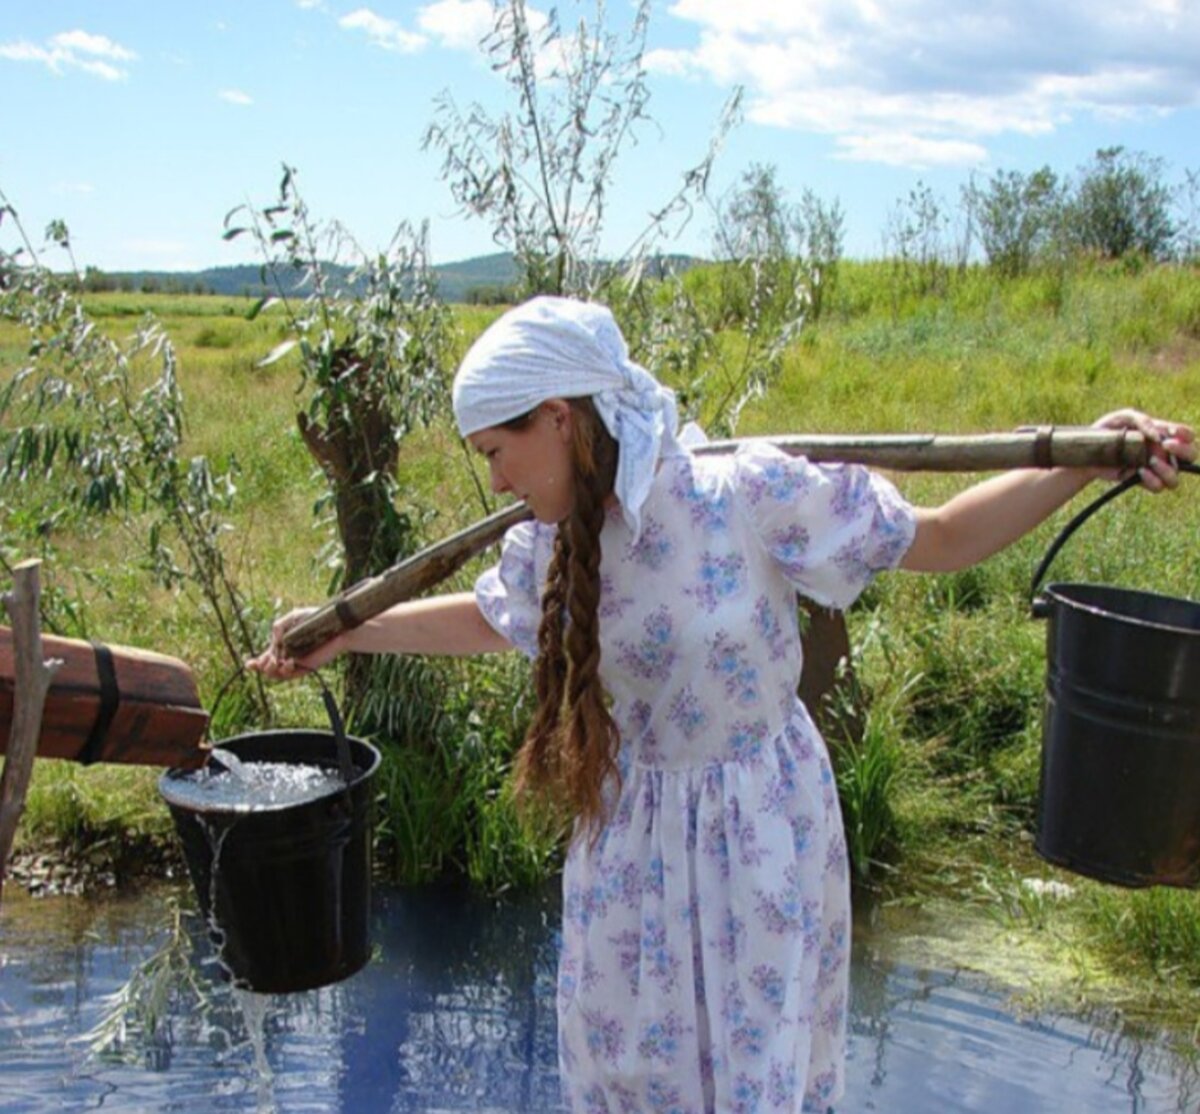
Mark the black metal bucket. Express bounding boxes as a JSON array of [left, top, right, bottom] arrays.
[[1031, 469, 1200, 888], [160, 728, 381, 992]]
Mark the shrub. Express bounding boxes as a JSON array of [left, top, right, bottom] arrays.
[[965, 167, 1063, 277], [1064, 147, 1175, 261]]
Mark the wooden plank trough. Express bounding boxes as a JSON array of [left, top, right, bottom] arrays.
[[0, 628, 209, 770]]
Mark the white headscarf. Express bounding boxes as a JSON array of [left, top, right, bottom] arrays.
[[452, 296, 684, 539]]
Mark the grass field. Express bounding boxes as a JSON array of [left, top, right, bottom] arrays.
[[3, 260, 1199, 1012]]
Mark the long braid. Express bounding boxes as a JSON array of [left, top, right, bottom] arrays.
[[521, 532, 570, 789], [515, 399, 620, 836]]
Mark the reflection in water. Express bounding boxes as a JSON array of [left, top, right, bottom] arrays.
[[0, 882, 1195, 1112], [843, 954, 1198, 1113], [339, 885, 562, 1112]]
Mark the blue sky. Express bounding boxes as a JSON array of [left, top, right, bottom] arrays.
[[3, 1, 1198, 272]]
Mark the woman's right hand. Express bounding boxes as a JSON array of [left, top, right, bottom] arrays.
[[245, 608, 345, 681], [1089, 409, 1196, 490]]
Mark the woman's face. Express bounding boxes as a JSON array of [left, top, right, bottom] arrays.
[[468, 399, 575, 523]]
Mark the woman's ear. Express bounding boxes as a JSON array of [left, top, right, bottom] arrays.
[[541, 398, 573, 442]]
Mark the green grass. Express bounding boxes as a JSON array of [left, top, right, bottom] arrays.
[[1083, 887, 1200, 987], [3, 268, 1200, 997]]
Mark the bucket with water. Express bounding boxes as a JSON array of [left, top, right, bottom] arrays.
[[160, 713, 380, 993], [1031, 467, 1200, 888]]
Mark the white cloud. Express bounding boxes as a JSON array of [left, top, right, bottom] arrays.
[[0, 29, 137, 80], [339, 8, 427, 53], [644, 48, 698, 79], [52, 181, 95, 196], [660, 0, 1200, 167], [416, 0, 493, 51], [834, 133, 988, 168], [76, 59, 124, 81], [49, 30, 135, 61], [0, 41, 49, 64], [336, 2, 547, 66], [219, 89, 254, 106]]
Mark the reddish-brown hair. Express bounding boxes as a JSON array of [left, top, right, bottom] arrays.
[[513, 397, 620, 837]]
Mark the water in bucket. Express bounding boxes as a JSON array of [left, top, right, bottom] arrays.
[[170, 748, 346, 811]]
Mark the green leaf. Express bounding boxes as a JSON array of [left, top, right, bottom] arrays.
[[245, 295, 281, 321], [257, 339, 298, 368], [222, 227, 249, 242]]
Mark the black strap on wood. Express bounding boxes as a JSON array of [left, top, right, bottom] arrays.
[[79, 640, 119, 766], [1016, 424, 1057, 468], [1032, 424, 1055, 469], [334, 599, 362, 632]]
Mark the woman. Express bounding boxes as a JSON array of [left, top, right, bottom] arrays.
[[249, 296, 1193, 1113]]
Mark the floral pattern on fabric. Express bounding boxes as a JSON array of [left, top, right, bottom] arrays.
[[475, 443, 917, 1113]]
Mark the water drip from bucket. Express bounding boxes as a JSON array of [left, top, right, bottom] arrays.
[[184, 816, 312, 1114], [209, 746, 248, 777], [232, 987, 278, 1113], [197, 814, 240, 985]]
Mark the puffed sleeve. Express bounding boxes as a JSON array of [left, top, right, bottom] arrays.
[[474, 520, 551, 658], [732, 442, 917, 610]]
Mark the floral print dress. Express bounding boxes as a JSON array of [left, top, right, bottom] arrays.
[[475, 443, 916, 1114]]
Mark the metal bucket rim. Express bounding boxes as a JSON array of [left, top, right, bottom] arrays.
[[1040, 580, 1200, 640], [158, 728, 381, 816]]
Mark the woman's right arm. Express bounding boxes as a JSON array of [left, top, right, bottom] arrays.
[[246, 591, 512, 680]]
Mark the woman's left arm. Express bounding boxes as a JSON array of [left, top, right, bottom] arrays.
[[901, 410, 1196, 574]]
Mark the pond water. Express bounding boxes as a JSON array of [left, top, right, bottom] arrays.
[[0, 881, 1195, 1113]]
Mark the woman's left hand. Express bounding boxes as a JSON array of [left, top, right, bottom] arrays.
[[1092, 409, 1196, 491]]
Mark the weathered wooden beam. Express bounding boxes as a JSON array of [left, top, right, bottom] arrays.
[[281, 427, 1149, 659], [0, 560, 63, 902], [282, 502, 529, 659]]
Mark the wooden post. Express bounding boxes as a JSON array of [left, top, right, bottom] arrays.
[[0, 560, 63, 902]]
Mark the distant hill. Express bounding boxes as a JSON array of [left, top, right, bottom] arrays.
[[98, 252, 519, 302], [90, 251, 701, 302], [430, 252, 523, 301]]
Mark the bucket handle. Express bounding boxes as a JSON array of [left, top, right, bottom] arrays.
[[207, 664, 356, 786], [312, 671, 357, 786], [1030, 460, 1200, 614]]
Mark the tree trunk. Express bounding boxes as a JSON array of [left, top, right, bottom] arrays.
[[797, 599, 862, 744], [297, 346, 407, 716]]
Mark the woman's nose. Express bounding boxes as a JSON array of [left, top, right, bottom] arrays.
[[488, 461, 509, 495]]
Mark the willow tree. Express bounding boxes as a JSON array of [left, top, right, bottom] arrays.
[[225, 168, 455, 731]]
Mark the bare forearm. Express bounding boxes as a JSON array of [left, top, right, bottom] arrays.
[[901, 410, 1195, 574], [247, 592, 511, 679], [340, 592, 512, 656], [902, 467, 1093, 572]]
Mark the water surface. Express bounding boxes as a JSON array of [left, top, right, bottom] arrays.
[[0, 882, 1194, 1112], [160, 755, 347, 812]]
